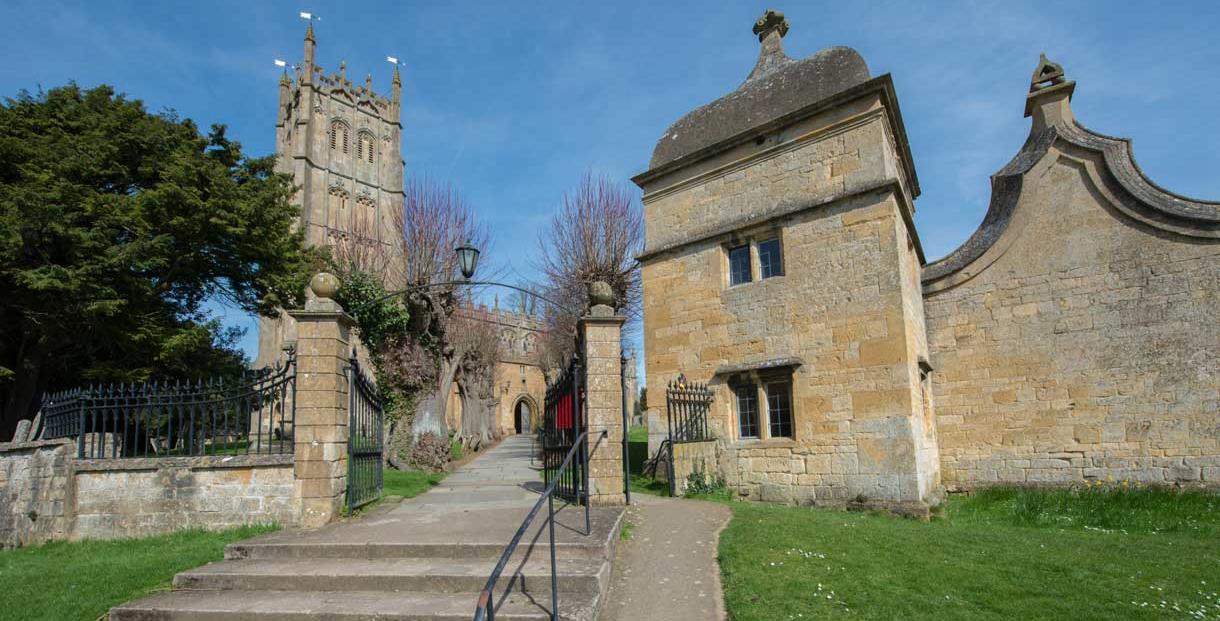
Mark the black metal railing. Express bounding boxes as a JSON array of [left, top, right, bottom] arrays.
[[39, 353, 296, 459], [473, 428, 606, 621], [543, 354, 584, 503], [347, 354, 385, 511], [666, 374, 714, 444]]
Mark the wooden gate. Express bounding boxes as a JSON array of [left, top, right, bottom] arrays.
[[347, 355, 384, 511]]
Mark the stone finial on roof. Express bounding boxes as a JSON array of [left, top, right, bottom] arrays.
[[1029, 52, 1066, 92], [746, 9, 793, 82], [1024, 53, 1075, 121], [339, 61, 347, 80], [305, 22, 315, 42], [753, 9, 789, 42]]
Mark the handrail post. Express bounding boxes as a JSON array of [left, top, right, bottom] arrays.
[[548, 492, 558, 621], [583, 431, 591, 536], [620, 352, 631, 505]]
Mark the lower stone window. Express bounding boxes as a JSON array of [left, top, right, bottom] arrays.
[[735, 384, 760, 438], [732, 375, 795, 440], [766, 381, 793, 438]]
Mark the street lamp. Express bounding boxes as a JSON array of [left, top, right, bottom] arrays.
[[455, 242, 480, 280], [373, 243, 580, 314]]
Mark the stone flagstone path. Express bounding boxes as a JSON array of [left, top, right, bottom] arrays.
[[111, 435, 624, 620]]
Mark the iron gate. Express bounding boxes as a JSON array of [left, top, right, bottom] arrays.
[[664, 374, 714, 496], [542, 352, 586, 503], [347, 355, 384, 511], [667, 374, 714, 443]]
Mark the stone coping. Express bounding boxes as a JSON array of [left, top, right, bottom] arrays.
[[713, 356, 804, 377], [0, 438, 74, 453], [73, 453, 293, 473]]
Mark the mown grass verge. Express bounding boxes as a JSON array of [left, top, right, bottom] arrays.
[[383, 467, 447, 499], [0, 525, 277, 621], [718, 487, 1220, 621]]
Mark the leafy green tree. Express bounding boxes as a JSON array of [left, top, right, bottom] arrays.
[[0, 84, 317, 437]]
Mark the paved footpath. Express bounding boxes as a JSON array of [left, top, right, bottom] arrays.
[[600, 493, 732, 621]]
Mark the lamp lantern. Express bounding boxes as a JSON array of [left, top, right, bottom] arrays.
[[455, 242, 480, 280]]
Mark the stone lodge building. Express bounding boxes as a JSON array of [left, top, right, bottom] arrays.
[[636, 11, 1218, 510]]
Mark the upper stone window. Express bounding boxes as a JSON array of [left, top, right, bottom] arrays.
[[758, 238, 783, 279], [358, 131, 375, 164], [728, 245, 752, 286], [330, 121, 350, 154]]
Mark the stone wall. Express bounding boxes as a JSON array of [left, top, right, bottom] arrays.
[[72, 455, 295, 540], [0, 440, 296, 548], [0, 440, 73, 548], [923, 79, 1220, 490]]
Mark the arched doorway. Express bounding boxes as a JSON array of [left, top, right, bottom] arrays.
[[513, 397, 533, 434]]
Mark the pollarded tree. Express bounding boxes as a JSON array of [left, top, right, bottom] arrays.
[[388, 179, 492, 441], [0, 84, 316, 438], [534, 172, 644, 363]]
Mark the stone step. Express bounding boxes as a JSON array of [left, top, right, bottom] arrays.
[[109, 589, 598, 621], [172, 557, 608, 595], [226, 539, 611, 562]]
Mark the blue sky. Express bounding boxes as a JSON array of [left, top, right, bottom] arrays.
[[3, 1, 1218, 372]]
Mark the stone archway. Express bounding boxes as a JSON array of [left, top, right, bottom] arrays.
[[511, 395, 538, 434]]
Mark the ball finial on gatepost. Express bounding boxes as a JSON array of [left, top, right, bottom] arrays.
[[587, 280, 615, 317], [306, 272, 343, 312]]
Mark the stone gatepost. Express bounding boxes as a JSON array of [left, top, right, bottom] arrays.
[[580, 282, 627, 506], [287, 273, 354, 527]]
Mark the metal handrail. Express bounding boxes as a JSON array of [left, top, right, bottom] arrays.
[[473, 428, 607, 621]]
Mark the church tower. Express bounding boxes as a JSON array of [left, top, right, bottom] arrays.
[[257, 24, 406, 367]]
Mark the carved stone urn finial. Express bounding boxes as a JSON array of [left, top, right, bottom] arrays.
[[753, 9, 789, 42]]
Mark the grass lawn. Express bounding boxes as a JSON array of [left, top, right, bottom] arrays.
[[627, 425, 648, 476], [0, 525, 277, 621], [718, 486, 1220, 621], [382, 467, 447, 498]]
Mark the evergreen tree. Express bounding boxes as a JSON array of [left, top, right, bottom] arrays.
[[0, 84, 317, 436]]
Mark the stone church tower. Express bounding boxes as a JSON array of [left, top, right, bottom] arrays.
[[256, 24, 406, 367]]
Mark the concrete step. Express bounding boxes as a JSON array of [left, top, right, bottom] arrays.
[[109, 589, 598, 621], [172, 557, 608, 595]]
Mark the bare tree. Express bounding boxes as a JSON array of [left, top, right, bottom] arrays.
[[328, 213, 395, 285], [534, 173, 644, 362], [390, 178, 491, 441]]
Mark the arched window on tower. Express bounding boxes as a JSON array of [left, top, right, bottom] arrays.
[[329, 121, 351, 155], [359, 131, 375, 164]]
